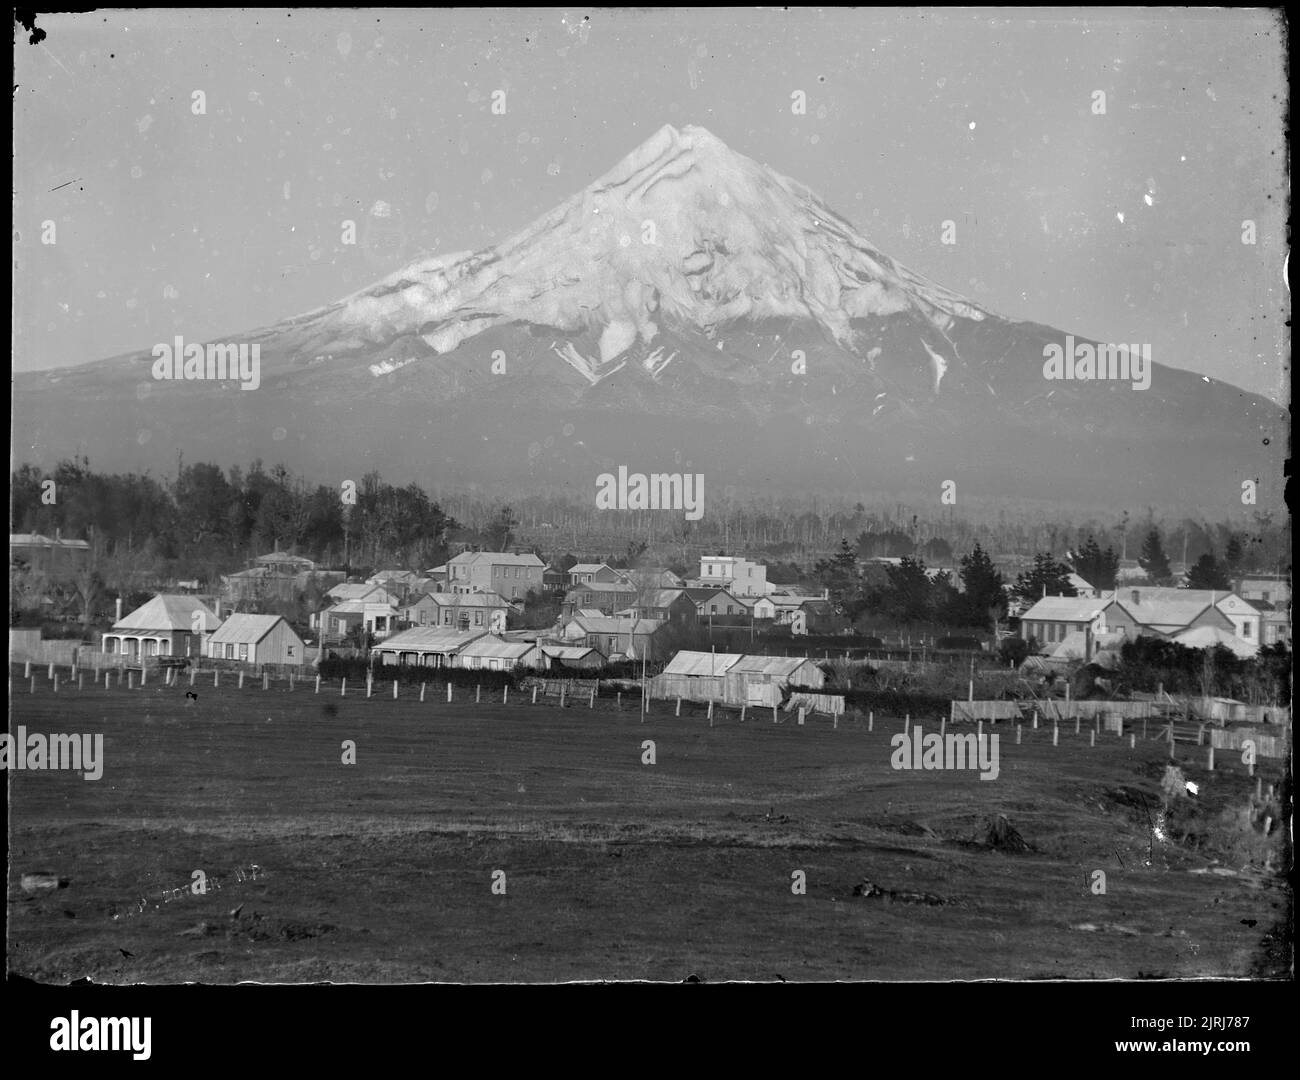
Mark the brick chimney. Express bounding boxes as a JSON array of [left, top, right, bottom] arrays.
[[1131, 590, 1140, 605], [115, 597, 123, 622]]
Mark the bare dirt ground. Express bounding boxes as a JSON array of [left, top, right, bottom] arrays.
[[6, 672, 1290, 983]]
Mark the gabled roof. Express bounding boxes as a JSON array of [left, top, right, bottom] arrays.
[[568, 563, 613, 575], [540, 644, 605, 660], [1116, 586, 1256, 613], [210, 613, 294, 645], [367, 569, 419, 585], [1021, 596, 1106, 622], [728, 655, 819, 677], [113, 594, 220, 632], [326, 599, 394, 615], [409, 591, 509, 608], [327, 582, 392, 602], [1171, 626, 1257, 657], [661, 650, 744, 676], [564, 580, 637, 595], [632, 588, 688, 608], [566, 616, 662, 635], [448, 551, 545, 567], [255, 552, 315, 568], [1111, 597, 1223, 628], [457, 636, 539, 660], [374, 627, 490, 652]]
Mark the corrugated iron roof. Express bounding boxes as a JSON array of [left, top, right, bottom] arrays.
[[1021, 596, 1105, 621], [210, 613, 289, 644], [457, 636, 538, 659], [540, 645, 603, 659], [661, 650, 745, 676], [113, 594, 220, 631], [374, 628, 489, 652], [729, 655, 820, 677]]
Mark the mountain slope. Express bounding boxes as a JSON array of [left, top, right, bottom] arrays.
[[12, 124, 1286, 514]]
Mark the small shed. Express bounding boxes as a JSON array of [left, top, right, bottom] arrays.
[[723, 654, 826, 707]]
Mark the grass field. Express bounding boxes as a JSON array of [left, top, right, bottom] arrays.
[[5, 669, 1291, 983]]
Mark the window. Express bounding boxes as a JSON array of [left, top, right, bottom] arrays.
[[444, 611, 453, 625], [475, 612, 483, 625], [239, 643, 248, 660], [287, 646, 294, 657], [1243, 622, 1252, 638], [226, 644, 235, 659]]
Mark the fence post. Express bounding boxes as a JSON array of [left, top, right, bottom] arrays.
[[1207, 746, 1214, 771], [263, 672, 269, 691], [53, 674, 59, 693], [1090, 730, 1096, 747], [504, 686, 509, 705], [289, 673, 294, 692], [190, 667, 196, 687], [341, 677, 347, 696], [24, 661, 31, 678], [1032, 709, 1038, 730], [238, 671, 244, 690], [1016, 724, 1022, 745], [797, 707, 805, 726], [1074, 716, 1080, 736], [366, 678, 372, 699], [420, 682, 426, 703], [676, 697, 682, 716], [1197, 724, 1204, 746], [476, 685, 481, 704], [532, 686, 538, 705], [48, 662, 55, 680], [868, 710, 873, 732], [128, 671, 135, 690], [773, 705, 778, 724], [315, 675, 321, 694], [78, 673, 84, 691], [589, 688, 595, 709], [30, 676, 36, 694], [141, 665, 147, 686], [740, 705, 746, 723], [1052, 725, 1058, 746], [447, 682, 453, 703], [707, 701, 713, 727], [1129, 733, 1136, 749], [105, 671, 111, 689], [214, 670, 219, 688], [617, 692, 621, 710], [393, 680, 398, 700]]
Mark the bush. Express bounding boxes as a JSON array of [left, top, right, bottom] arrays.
[[998, 637, 1032, 666]]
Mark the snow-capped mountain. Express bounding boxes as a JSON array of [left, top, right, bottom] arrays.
[[12, 124, 1286, 513], [274, 123, 987, 380]]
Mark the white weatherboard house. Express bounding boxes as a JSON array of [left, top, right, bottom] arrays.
[[208, 614, 306, 666], [102, 595, 220, 658]]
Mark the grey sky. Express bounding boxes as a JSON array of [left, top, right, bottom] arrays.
[[14, 8, 1288, 402]]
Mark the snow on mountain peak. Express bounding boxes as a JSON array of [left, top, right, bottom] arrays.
[[296, 123, 987, 366]]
